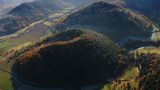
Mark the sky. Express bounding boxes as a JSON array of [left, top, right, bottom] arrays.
[[0, 0, 34, 5], [0, 0, 34, 12]]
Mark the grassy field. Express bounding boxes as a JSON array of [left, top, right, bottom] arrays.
[[43, 21, 52, 26], [0, 42, 9, 55], [0, 42, 9, 49], [0, 41, 33, 90], [0, 72, 13, 90], [0, 59, 15, 90]]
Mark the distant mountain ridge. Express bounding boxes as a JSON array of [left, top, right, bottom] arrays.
[[107, 0, 160, 25], [0, 0, 34, 5], [59, 1, 160, 48], [62, 0, 92, 6], [0, 2, 14, 16], [0, 0, 69, 36], [8, 0, 69, 21]]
